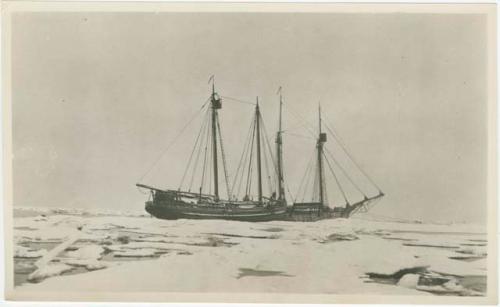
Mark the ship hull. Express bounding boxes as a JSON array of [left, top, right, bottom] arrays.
[[141, 186, 383, 222], [145, 201, 288, 222]]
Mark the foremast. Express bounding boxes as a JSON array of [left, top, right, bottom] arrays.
[[276, 87, 285, 201], [210, 77, 222, 201], [317, 104, 327, 208], [255, 98, 263, 204]]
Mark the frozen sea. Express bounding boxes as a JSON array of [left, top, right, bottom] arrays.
[[12, 207, 488, 296]]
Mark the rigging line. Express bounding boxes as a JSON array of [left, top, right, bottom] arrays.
[[208, 115, 213, 195], [247, 163, 254, 198], [260, 126, 274, 196], [323, 151, 350, 205], [283, 131, 316, 140], [220, 95, 257, 106], [324, 147, 366, 197], [199, 141, 209, 195], [302, 151, 315, 201], [296, 148, 315, 202], [200, 96, 212, 109], [230, 116, 255, 199], [137, 102, 208, 183], [236, 133, 252, 199], [272, 135, 294, 203], [216, 113, 231, 199], [265, 106, 295, 202], [260, 113, 284, 197], [188, 112, 208, 192], [323, 120, 382, 192], [179, 107, 210, 190], [188, 110, 210, 192], [259, 114, 280, 180], [263, 114, 295, 202], [283, 104, 316, 138], [199, 110, 212, 195], [263, 146, 273, 196], [311, 158, 319, 202], [273, 155, 294, 203], [322, 159, 329, 206], [245, 116, 257, 197], [285, 182, 295, 204], [297, 160, 312, 202], [235, 122, 254, 199]]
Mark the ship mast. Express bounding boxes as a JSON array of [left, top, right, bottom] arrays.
[[276, 87, 285, 201], [210, 78, 221, 200], [255, 97, 263, 203], [317, 104, 327, 207]]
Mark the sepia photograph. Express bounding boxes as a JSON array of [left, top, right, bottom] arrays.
[[2, 2, 497, 304]]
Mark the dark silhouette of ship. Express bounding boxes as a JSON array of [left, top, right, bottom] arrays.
[[137, 77, 383, 222]]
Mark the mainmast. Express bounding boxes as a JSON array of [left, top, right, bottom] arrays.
[[317, 104, 327, 207], [276, 87, 285, 201], [210, 78, 221, 200], [255, 97, 263, 203]]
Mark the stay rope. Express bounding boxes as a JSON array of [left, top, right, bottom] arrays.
[[188, 110, 210, 192], [216, 113, 232, 199], [179, 107, 210, 190], [324, 147, 366, 197], [323, 151, 350, 205], [136, 100, 209, 183], [230, 116, 255, 199], [324, 120, 382, 192]]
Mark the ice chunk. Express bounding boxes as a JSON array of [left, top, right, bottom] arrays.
[[442, 279, 464, 292], [416, 279, 466, 295], [319, 233, 359, 243], [416, 254, 486, 277], [28, 264, 74, 282], [33, 215, 48, 222], [66, 245, 104, 260], [35, 233, 81, 269], [113, 248, 159, 257], [397, 274, 420, 289], [63, 259, 108, 271], [14, 246, 48, 258], [455, 246, 487, 257]]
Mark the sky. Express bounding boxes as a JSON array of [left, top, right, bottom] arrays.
[[11, 12, 488, 223]]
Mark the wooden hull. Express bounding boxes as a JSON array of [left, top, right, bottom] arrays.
[[145, 200, 288, 222], [142, 189, 384, 222]]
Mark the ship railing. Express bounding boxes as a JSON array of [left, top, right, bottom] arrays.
[[137, 184, 288, 207], [136, 183, 218, 201]]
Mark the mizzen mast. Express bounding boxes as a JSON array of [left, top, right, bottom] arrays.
[[276, 87, 285, 201], [255, 97, 263, 203], [210, 76, 221, 200], [317, 104, 327, 207]]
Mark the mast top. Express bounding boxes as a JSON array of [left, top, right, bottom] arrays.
[[318, 103, 326, 143], [209, 75, 215, 93], [210, 75, 221, 109], [277, 87, 283, 133], [318, 102, 322, 133]]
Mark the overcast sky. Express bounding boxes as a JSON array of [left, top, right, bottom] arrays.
[[12, 12, 488, 223]]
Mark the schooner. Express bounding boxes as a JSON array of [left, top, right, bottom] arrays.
[[137, 78, 383, 222]]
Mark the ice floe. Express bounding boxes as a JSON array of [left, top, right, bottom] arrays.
[[113, 248, 160, 257], [397, 273, 420, 288], [14, 246, 47, 259], [65, 245, 104, 260], [28, 264, 74, 282], [13, 212, 488, 297], [63, 259, 109, 271]]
